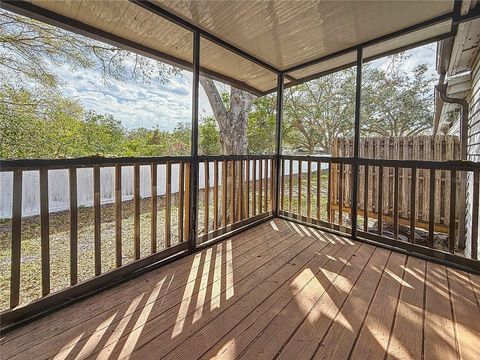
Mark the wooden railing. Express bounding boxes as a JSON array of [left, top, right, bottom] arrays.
[[331, 136, 462, 230], [1, 153, 478, 329], [278, 155, 480, 267], [0, 154, 276, 328], [197, 155, 276, 244], [278, 156, 353, 232], [0, 156, 191, 323]]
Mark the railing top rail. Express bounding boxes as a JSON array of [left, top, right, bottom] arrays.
[[198, 154, 275, 161], [280, 154, 480, 171], [0, 156, 192, 172], [281, 155, 354, 163], [357, 158, 480, 171]]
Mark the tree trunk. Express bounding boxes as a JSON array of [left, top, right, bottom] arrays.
[[200, 77, 255, 227], [200, 77, 252, 155]]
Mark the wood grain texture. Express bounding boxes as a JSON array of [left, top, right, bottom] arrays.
[[1, 220, 478, 360]]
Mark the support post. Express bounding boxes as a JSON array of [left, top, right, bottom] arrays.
[[189, 30, 200, 251], [351, 47, 363, 239], [274, 72, 285, 216]]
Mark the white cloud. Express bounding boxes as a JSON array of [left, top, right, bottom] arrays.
[[51, 62, 213, 131]]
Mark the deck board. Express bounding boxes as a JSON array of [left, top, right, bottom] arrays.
[[349, 251, 407, 359], [312, 247, 391, 360], [1, 219, 479, 360]]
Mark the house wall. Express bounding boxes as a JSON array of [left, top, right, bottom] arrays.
[[465, 52, 480, 258]]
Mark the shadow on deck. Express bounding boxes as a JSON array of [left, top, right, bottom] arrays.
[[1, 219, 479, 360]]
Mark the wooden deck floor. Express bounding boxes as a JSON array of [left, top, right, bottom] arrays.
[[1, 219, 479, 360]]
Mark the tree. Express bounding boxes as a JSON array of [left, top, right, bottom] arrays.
[[283, 68, 357, 154], [0, 9, 178, 90], [361, 54, 435, 137], [82, 112, 125, 156], [247, 95, 276, 154], [200, 77, 254, 155], [199, 116, 221, 155]]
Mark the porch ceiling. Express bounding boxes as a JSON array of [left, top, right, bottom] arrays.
[[6, 0, 455, 94]]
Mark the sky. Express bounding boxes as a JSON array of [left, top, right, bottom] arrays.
[[53, 61, 213, 131], [52, 43, 437, 132]]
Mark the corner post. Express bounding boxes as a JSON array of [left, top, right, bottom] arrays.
[[189, 30, 200, 251], [274, 72, 285, 217], [351, 47, 363, 239]]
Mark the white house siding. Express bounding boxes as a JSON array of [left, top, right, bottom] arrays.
[[466, 53, 480, 258]]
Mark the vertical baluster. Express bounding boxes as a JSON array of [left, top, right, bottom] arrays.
[[115, 165, 122, 267], [298, 160, 302, 216], [133, 163, 140, 259], [40, 167, 50, 295], [289, 159, 293, 213], [165, 161, 172, 248], [393, 165, 399, 240], [10, 170, 22, 307], [338, 162, 344, 225], [222, 160, 228, 226], [258, 159, 263, 214], [264, 159, 268, 212], [213, 160, 219, 230], [184, 163, 191, 243], [364, 165, 369, 232], [270, 158, 275, 212], [378, 165, 383, 236], [316, 161, 321, 220], [252, 159, 257, 216], [281, 159, 285, 212], [94, 165, 101, 275], [245, 159, 250, 218], [449, 169, 456, 253], [178, 161, 184, 242], [151, 162, 157, 253], [230, 160, 235, 223], [307, 160, 311, 218], [471, 169, 479, 260], [69, 168, 78, 284], [428, 168, 435, 248], [204, 160, 209, 236], [239, 160, 244, 220], [327, 161, 332, 223], [409, 167, 417, 244]]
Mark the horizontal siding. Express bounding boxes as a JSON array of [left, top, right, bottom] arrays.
[[466, 51, 480, 258]]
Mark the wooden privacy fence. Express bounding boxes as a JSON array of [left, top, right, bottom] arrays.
[[331, 136, 461, 231]]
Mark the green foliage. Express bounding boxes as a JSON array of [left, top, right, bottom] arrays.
[[199, 116, 221, 155], [282, 53, 437, 154], [247, 95, 276, 154], [283, 68, 357, 155], [361, 54, 435, 137], [0, 86, 191, 159]]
